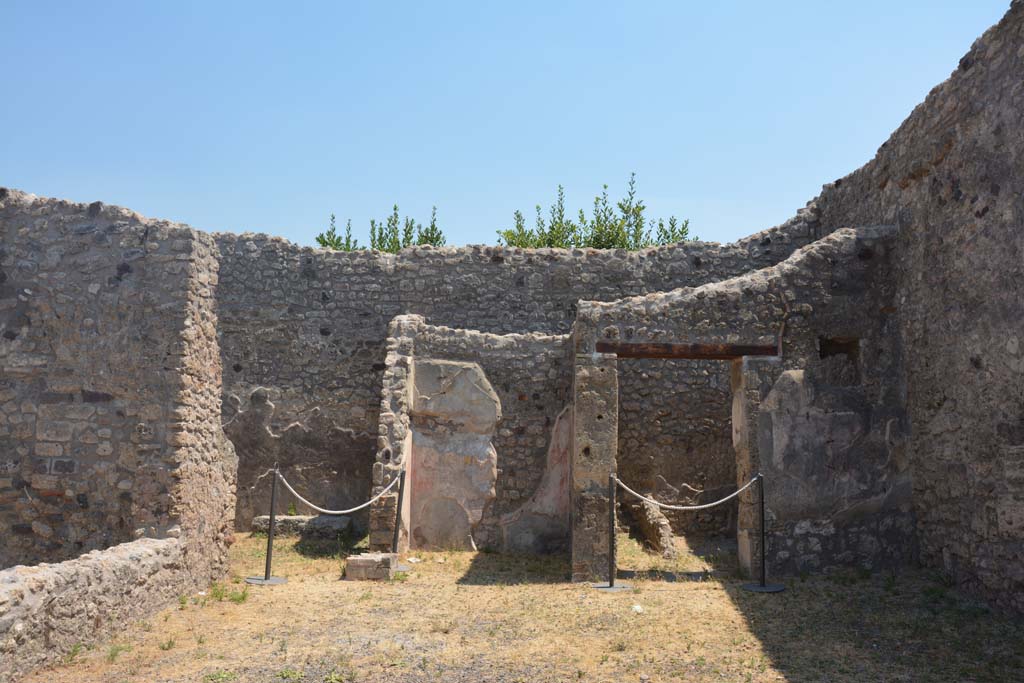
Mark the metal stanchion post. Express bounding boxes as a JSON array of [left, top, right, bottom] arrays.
[[742, 473, 784, 593], [609, 472, 616, 588], [246, 467, 287, 586], [595, 473, 630, 592]]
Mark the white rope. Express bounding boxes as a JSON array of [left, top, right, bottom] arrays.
[[275, 470, 402, 515], [615, 475, 759, 511]]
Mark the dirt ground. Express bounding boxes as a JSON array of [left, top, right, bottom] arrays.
[[24, 532, 1024, 683]]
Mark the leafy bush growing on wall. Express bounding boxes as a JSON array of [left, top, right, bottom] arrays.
[[497, 174, 693, 249], [316, 206, 446, 252], [315, 174, 692, 252]]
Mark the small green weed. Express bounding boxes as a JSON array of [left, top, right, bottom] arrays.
[[106, 643, 131, 663], [63, 643, 84, 664], [203, 672, 237, 683], [159, 637, 176, 651]]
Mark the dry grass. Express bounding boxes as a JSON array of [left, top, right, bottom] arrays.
[[24, 533, 1024, 683]]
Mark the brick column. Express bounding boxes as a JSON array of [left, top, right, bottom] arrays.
[[571, 352, 618, 582]]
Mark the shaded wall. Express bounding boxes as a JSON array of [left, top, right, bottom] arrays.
[[810, 1, 1024, 611]]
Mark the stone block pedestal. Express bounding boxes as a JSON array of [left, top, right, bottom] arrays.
[[344, 552, 398, 581]]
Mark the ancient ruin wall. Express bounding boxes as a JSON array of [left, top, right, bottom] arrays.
[[368, 316, 573, 552], [0, 190, 236, 679], [0, 190, 224, 566], [413, 323, 572, 550], [214, 214, 818, 533], [169, 229, 237, 581], [617, 356, 737, 536], [807, 1, 1024, 610], [575, 227, 915, 576]]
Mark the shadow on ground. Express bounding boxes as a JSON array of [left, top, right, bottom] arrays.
[[454, 549, 571, 585], [621, 530, 1024, 682], [250, 529, 369, 559]]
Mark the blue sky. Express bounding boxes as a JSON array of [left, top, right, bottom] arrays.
[[1, 1, 1009, 246]]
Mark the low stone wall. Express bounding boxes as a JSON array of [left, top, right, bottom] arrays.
[[0, 537, 189, 681]]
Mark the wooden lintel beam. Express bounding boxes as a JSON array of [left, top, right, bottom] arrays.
[[595, 341, 778, 360]]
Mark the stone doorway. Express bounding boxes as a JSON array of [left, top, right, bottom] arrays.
[[571, 341, 778, 582]]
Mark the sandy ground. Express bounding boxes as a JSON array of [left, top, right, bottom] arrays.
[[23, 533, 1024, 683]]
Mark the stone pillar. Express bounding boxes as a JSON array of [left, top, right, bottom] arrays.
[[571, 352, 618, 582], [731, 357, 781, 579], [369, 315, 422, 552]]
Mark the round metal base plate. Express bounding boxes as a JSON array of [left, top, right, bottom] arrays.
[[741, 582, 785, 593], [245, 576, 288, 586], [592, 582, 632, 592]]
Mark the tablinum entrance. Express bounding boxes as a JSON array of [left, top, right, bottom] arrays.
[[588, 340, 779, 590]]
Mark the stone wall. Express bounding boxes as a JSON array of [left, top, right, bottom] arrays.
[[214, 216, 817, 538], [369, 316, 574, 552], [413, 323, 573, 549], [0, 189, 236, 678], [0, 190, 227, 567], [0, 538, 185, 680], [169, 229, 237, 581], [806, 1, 1024, 611], [617, 357, 736, 536], [574, 227, 915, 577]]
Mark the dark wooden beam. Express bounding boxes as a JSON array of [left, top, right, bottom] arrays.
[[595, 341, 778, 360]]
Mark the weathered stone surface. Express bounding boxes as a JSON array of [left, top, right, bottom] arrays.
[[805, 1, 1024, 612], [0, 189, 236, 679], [409, 359, 499, 550], [625, 499, 678, 560], [344, 552, 396, 581], [214, 203, 818, 553], [224, 389, 374, 532], [576, 226, 912, 578], [412, 359, 502, 434], [0, 538, 187, 682], [499, 406, 572, 554], [572, 353, 618, 582]]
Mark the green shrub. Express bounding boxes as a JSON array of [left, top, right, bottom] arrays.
[[316, 174, 691, 252], [496, 174, 693, 249]]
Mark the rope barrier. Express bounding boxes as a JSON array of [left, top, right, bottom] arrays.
[[275, 469, 402, 515], [614, 474, 759, 511]]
